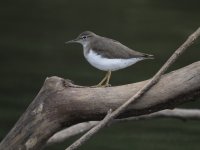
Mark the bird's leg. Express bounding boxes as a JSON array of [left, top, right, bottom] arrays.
[[104, 71, 112, 87], [95, 72, 109, 87]]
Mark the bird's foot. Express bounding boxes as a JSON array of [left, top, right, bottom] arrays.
[[104, 83, 111, 87], [90, 83, 111, 88]]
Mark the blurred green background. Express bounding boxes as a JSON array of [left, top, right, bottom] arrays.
[[0, 0, 200, 149]]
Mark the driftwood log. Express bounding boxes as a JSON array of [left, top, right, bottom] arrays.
[[0, 61, 200, 150]]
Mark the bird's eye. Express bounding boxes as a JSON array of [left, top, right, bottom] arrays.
[[82, 36, 87, 39]]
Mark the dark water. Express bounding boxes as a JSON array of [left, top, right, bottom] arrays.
[[0, 0, 200, 149]]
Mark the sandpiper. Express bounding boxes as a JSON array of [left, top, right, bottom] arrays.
[[65, 31, 154, 87]]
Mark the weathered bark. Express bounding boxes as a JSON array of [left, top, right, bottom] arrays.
[[0, 61, 200, 150]]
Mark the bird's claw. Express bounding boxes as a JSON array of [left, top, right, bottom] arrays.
[[104, 84, 111, 87], [90, 83, 111, 88]]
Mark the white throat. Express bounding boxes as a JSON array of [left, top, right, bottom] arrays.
[[81, 42, 89, 49]]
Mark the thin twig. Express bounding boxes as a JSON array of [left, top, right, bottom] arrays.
[[65, 27, 200, 150]]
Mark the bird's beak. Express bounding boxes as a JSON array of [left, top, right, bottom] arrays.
[[65, 38, 79, 45]]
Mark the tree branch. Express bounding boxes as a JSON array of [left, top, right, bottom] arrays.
[[0, 28, 200, 150], [47, 108, 200, 146], [65, 27, 200, 150], [0, 62, 200, 150]]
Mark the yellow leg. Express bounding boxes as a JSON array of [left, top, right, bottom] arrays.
[[95, 72, 109, 87], [105, 71, 111, 86]]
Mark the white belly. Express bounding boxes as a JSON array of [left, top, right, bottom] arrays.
[[84, 49, 143, 71]]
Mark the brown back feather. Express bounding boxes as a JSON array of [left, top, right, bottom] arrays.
[[89, 36, 153, 59]]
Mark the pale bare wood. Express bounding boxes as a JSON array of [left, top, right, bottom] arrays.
[[47, 108, 200, 146], [0, 61, 199, 150], [47, 121, 98, 146]]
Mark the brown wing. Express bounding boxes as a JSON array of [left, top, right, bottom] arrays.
[[91, 36, 153, 59]]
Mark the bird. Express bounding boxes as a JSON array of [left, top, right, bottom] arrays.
[[65, 31, 154, 87]]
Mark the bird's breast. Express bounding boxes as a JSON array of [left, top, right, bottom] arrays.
[[84, 49, 143, 71]]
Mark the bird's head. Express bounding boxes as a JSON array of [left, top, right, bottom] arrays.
[[65, 31, 96, 47]]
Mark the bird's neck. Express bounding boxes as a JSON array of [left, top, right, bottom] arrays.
[[82, 42, 90, 55], [82, 42, 89, 49]]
